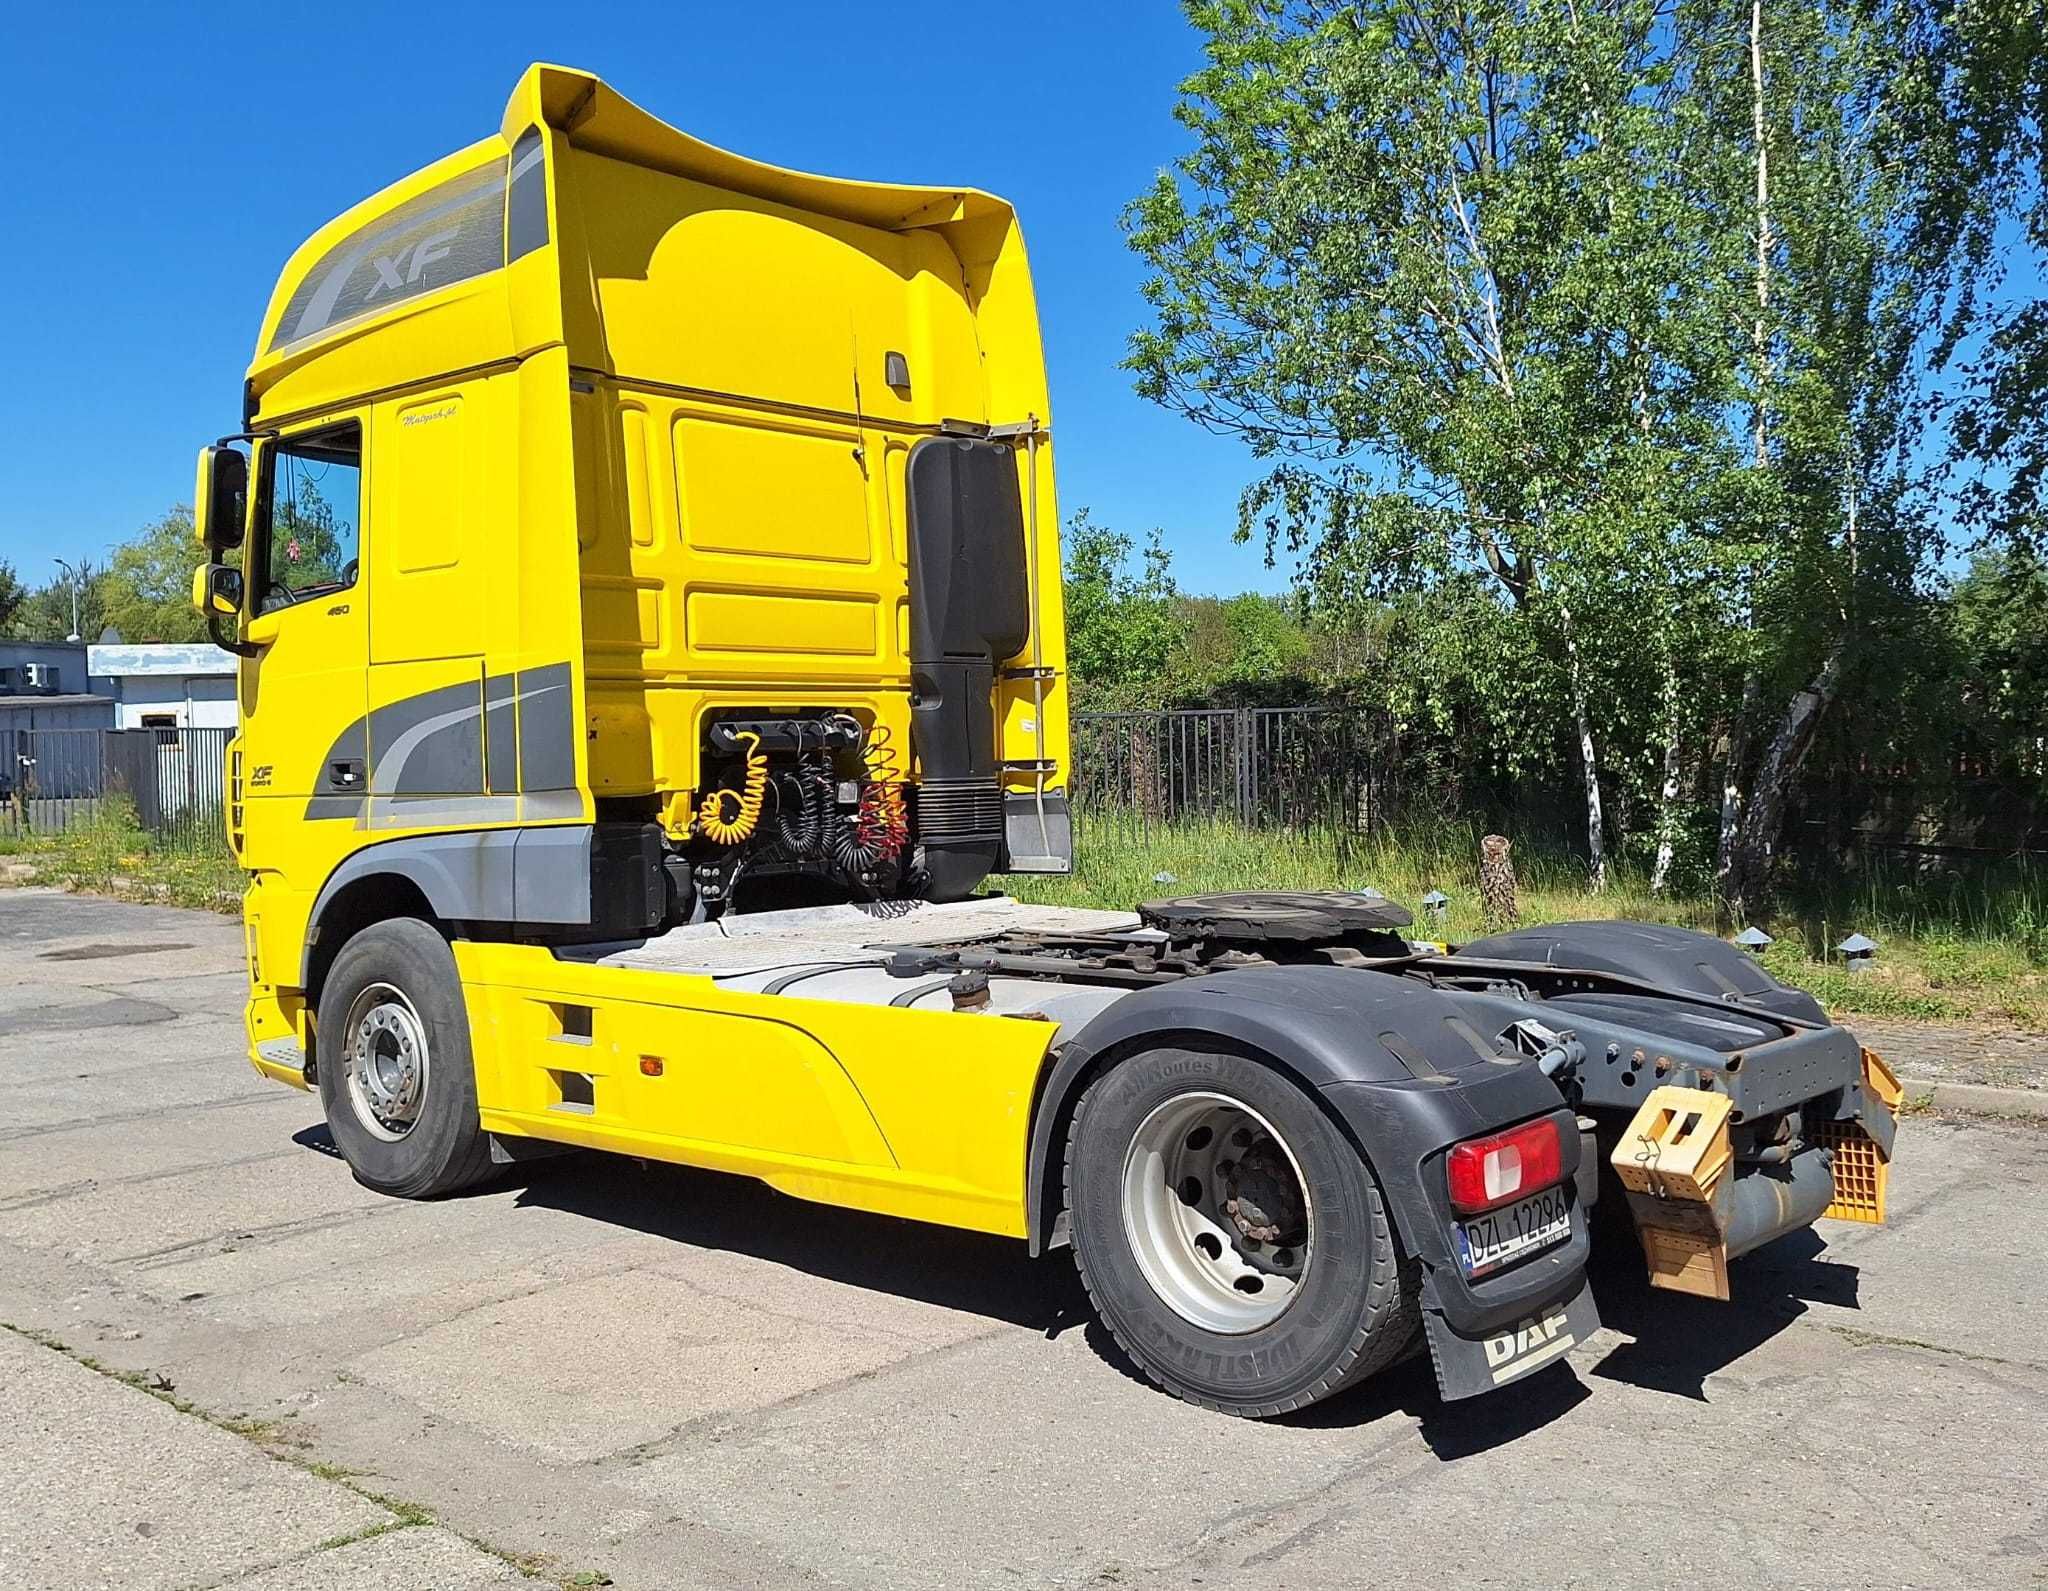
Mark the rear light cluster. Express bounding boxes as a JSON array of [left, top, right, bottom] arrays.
[[1447, 1118, 1564, 1214]]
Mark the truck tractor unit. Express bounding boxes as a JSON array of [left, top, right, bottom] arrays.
[[192, 66, 1899, 1418]]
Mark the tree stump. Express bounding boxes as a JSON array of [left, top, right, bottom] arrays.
[[1479, 833, 1519, 932]]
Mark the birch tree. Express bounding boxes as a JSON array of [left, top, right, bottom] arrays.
[[1688, 0, 1940, 920], [1126, 0, 1726, 886]]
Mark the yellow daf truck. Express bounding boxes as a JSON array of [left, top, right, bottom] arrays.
[[193, 65, 1898, 1417]]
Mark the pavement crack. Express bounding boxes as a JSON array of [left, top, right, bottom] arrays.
[[1235, 1506, 1356, 1570], [0, 1145, 305, 1214], [1089, 1432, 1428, 1585], [598, 1325, 1010, 1467], [111, 1200, 412, 1268], [198, 1517, 429, 1588], [0, 1089, 288, 1144], [1817, 1321, 2045, 1371], [660, 1268, 998, 1351], [0, 1320, 563, 1585]]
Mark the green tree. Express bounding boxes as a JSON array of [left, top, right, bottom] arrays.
[[1949, 549, 2048, 774], [1060, 510, 1188, 706], [0, 560, 23, 635], [1129, 0, 1952, 910], [1127, 0, 1741, 886], [1176, 591, 1315, 698], [1689, 0, 1944, 920], [9, 559, 106, 643], [264, 468, 352, 601], [101, 506, 207, 643], [1877, 0, 2047, 549]]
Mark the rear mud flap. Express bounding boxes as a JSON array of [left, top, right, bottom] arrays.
[[1420, 1280, 1600, 1401]]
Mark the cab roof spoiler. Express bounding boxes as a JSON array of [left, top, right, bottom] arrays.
[[502, 63, 1015, 236]]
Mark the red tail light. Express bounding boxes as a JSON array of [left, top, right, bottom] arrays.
[[1447, 1118, 1564, 1214]]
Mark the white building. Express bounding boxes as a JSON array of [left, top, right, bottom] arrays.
[[86, 643, 238, 730]]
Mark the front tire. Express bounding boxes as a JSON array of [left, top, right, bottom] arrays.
[[1064, 1046, 1419, 1418], [315, 918, 492, 1199]]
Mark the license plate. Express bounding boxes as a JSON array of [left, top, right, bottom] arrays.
[[1455, 1185, 1571, 1278]]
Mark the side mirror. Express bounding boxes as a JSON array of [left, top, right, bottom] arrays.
[[194, 444, 248, 553], [191, 563, 243, 619]]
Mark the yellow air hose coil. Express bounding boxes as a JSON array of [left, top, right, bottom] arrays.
[[697, 731, 767, 844]]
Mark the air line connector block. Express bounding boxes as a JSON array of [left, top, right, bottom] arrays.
[[885, 949, 949, 979]]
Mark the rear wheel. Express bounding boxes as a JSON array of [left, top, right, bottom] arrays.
[[315, 918, 492, 1199], [1064, 1046, 1419, 1418]]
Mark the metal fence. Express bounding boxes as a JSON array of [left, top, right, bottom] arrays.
[[1067, 709, 2048, 871], [1068, 707, 1405, 839], [2, 727, 231, 848], [9, 711, 1386, 855]]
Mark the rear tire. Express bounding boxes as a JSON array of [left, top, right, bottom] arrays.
[[1064, 1046, 1419, 1418], [315, 918, 493, 1199]]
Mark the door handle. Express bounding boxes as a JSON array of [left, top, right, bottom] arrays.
[[328, 759, 364, 790]]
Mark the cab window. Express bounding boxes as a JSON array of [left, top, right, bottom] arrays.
[[256, 423, 361, 615]]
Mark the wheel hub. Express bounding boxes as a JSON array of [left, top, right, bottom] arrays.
[[1120, 1092, 1315, 1335], [342, 983, 430, 1142], [1223, 1137, 1304, 1245]]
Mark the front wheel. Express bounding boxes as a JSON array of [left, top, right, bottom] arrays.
[[1064, 1047, 1419, 1418], [315, 918, 492, 1199]]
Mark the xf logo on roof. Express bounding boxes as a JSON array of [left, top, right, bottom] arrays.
[[365, 228, 461, 302]]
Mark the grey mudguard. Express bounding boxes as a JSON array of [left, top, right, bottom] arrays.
[[1030, 965, 1595, 1368], [1423, 1278, 1601, 1400]]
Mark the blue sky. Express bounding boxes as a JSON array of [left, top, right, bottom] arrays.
[[0, 2, 1291, 596]]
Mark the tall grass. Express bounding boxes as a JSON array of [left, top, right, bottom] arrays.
[[7, 798, 243, 912], [1009, 812, 1710, 933], [1009, 810, 2048, 1028], [10, 798, 2046, 1026]]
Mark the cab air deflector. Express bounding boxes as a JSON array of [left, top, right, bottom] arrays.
[[904, 437, 1029, 900]]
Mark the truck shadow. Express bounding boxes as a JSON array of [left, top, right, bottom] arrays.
[[294, 1126, 1859, 1445], [1586, 1228, 1862, 1400], [1253, 1343, 1591, 1453], [501, 1150, 1591, 1450], [290, 1123, 1080, 1329], [508, 1150, 1090, 1332]]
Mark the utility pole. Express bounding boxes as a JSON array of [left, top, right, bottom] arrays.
[[51, 557, 83, 643]]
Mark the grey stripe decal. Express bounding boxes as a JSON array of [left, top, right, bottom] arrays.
[[484, 670, 517, 793], [302, 713, 371, 823], [376, 687, 486, 796], [303, 663, 575, 822], [278, 166, 504, 352], [365, 677, 484, 798], [517, 663, 575, 793], [506, 127, 550, 264], [369, 793, 521, 830], [520, 788, 585, 821]]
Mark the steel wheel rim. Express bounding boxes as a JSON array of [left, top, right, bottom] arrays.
[[1120, 1090, 1314, 1334], [342, 982, 430, 1142]]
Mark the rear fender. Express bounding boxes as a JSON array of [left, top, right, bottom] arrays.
[[1454, 920, 1827, 1024], [1027, 968, 1579, 1283]]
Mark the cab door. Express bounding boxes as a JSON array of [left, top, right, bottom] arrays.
[[237, 420, 371, 873], [361, 383, 517, 833]]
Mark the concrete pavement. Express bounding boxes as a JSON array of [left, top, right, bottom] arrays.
[[1, 886, 2044, 1588], [1855, 1016, 2048, 1093]]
